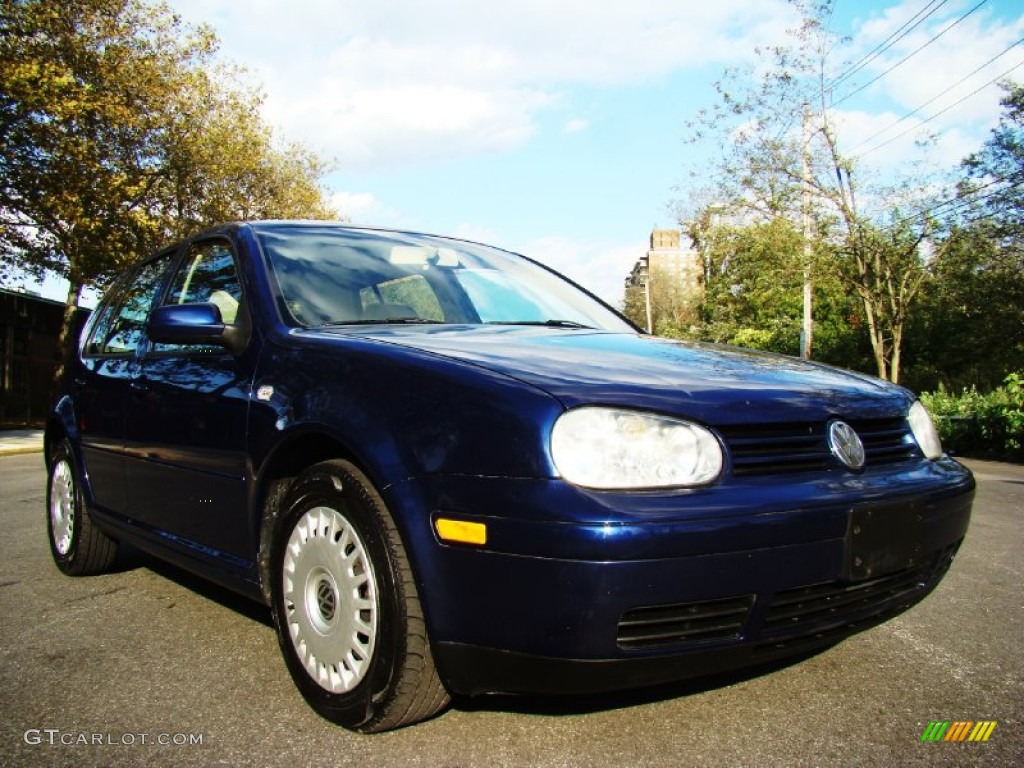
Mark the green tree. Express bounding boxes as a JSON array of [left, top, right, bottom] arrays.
[[681, 0, 936, 382], [961, 81, 1024, 241], [1, 0, 213, 296], [158, 65, 334, 239], [622, 260, 700, 336], [903, 80, 1024, 392], [0, 0, 333, 367], [687, 216, 804, 352], [836, 216, 929, 384], [909, 224, 1024, 391], [682, 213, 866, 364]]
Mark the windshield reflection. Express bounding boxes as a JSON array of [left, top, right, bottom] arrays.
[[255, 226, 634, 332]]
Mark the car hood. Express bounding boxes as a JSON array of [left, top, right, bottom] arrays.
[[311, 325, 911, 425]]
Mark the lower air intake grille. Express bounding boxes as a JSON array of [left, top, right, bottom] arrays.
[[757, 544, 958, 650], [615, 544, 959, 655], [617, 595, 755, 651]]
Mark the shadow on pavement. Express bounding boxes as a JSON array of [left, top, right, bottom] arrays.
[[450, 647, 835, 719], [107, 543, 838, 723], [113, 544, 274, 628]]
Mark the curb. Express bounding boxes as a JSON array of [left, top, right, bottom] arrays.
[[0, 446, 44, 457], [0, 430, 46, 457]]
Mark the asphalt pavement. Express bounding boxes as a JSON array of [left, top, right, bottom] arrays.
[[1, 453, 1021, 767]]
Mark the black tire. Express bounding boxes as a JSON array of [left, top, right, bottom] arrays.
[[270, 459, 450, 732], [46, 439, 118, 576]]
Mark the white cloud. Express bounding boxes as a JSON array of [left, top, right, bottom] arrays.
[[328, 191, 397, 224], [563, 118, 589, 134], [269, 83, 552, 170], [835, 107, 990, 175], [168, 0, 797, 170], [167, 0, 1024, 177], [842, 3, 1024, 146]]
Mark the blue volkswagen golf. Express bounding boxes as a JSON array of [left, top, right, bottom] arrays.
[[46, 221, 974, 732]]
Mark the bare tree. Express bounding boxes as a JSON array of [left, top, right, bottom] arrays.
[[681, 0, 936, 382]]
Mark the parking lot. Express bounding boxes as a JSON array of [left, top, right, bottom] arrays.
[[1, 452, 1021, 767]]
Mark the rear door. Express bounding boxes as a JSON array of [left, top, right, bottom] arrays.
[[77, 256, 173, 514]]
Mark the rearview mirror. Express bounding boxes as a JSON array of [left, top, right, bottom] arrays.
[[389, 246, 460, 267], [148, 303, 247, 354]]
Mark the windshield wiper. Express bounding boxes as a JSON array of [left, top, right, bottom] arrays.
[[486, 320, 594, 329], [316, 318, 445, 326]]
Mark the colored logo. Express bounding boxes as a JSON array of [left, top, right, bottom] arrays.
[[827, 420, 865, 470], [921, 721, 997, 742]]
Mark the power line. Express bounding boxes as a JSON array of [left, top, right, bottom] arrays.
[[768, 0, 940, 147], [831, 0, 991, 108], [887, 173, 1024, 229], [910, 177, 1014, 222], [828, 0, 949, 92], [850, 37, 1024, 153], [856, 58, 1024, 158]]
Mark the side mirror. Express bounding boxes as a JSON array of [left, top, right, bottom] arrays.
[[148, 303, 247, 354]]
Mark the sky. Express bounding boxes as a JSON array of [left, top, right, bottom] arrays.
[[27, 0, 1024, 306]]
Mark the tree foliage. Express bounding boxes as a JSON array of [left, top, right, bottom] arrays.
[[1, 0, 335, 388], [0, 0, 334, 300], [1, 0, 206, 287], [904, 81, 1024, 392], [674, 215, 866, 365], [908, 225, 1024, 391], [961, 81, 1024, 241], [157, 64, 334, 240], [622, 262, 700, 336], [685, 216, 804, 351]]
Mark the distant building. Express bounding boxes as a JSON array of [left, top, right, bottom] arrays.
[[624, 228, 702, 291], [624, 229, 703, 333], [0, 288, 87, 426]]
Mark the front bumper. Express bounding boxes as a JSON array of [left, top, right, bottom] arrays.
[[403, 458, 974, 696], [434, 539, 961, 696]]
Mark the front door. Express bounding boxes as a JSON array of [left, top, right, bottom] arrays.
[[125, 239, 256, 564]]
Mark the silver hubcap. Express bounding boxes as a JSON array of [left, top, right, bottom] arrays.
[[50, 460, 75, 556], [282, 506, 378, 693]]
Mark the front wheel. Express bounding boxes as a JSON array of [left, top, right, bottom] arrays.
[[270, 459, 449, 732], [47, 439, 118, 575]]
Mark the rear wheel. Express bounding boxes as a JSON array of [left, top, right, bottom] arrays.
[[270, 459, 449, 732], [47, 439, 118, 575]]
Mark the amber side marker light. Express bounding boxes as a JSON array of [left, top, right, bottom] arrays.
[[435, 518, 487, 546]]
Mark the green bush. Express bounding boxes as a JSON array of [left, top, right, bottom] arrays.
[[920, 373, 1024, 461]]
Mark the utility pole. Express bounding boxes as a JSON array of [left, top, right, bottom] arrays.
[[800, 105, 813, 360], [642, 256, 653, 334]]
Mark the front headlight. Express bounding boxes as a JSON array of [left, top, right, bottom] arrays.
[[908, 400, 943, 460], [550, 407, 723, 489]]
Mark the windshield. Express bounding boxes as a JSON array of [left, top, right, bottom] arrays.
[[255, 225, 635, 332]]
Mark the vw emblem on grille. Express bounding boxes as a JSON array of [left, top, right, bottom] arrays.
[[827, 420, 865, 470]]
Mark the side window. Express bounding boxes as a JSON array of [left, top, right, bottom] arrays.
[[166, 241, 243, 322], [154, 240, 244, 354], [84, 259, 168, 356]]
